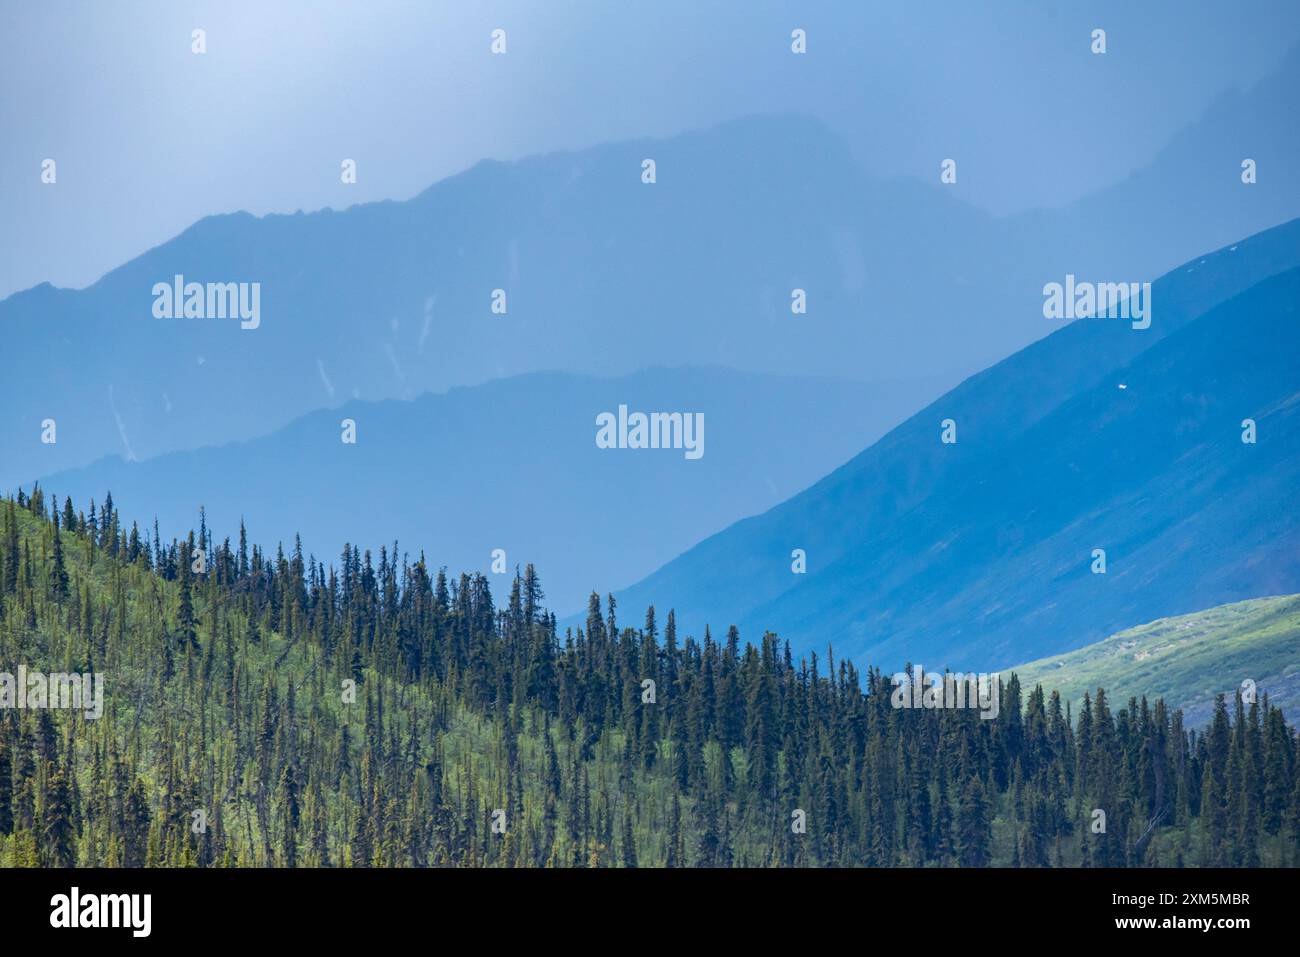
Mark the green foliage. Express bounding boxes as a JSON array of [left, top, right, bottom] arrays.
[[0, 487, 1297, 867]]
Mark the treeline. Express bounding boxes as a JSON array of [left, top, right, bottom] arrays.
[[1, 486, 1298, 867]]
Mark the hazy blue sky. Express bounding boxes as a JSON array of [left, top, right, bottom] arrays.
[[3, 0, 1298, 299]]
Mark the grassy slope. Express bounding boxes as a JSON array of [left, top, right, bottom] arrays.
[[1009, 595, 1300, 726]]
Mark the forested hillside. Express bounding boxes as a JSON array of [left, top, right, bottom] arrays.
[[1, 487, 1297, 867]]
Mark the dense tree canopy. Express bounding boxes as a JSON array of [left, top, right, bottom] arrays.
[[1, 487, 1296, 867]]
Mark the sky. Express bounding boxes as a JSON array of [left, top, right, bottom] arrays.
[[2, 0, 1299, 300]]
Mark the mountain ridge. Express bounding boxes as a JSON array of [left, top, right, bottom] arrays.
[[5, 53, 1299, 488], [26, 364, 945, 614], [606, 221, 1300, 670]]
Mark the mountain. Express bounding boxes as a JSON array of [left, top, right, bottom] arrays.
[[28, 366, 940, 614], [5, 44, 1300, 492], [0, 112, 980, 489], [1011, 45, 1300, 287], [607, 220, 1300, 671], [1009, 595, 1300, 728]]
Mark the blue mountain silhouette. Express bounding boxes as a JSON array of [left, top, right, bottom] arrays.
[[607, 221, 1300, 670], [5, 46, 1298, 491], [30, 366, 940, 613]]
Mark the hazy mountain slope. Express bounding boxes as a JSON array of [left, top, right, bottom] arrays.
[[1017, 46, 1300, 286], [608, 223, 1300, 670], [1010, 595, 1300, 727], [5, 46, 1299, 491], [0, 113, 984, 488], [30, 366, 936, 614]]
